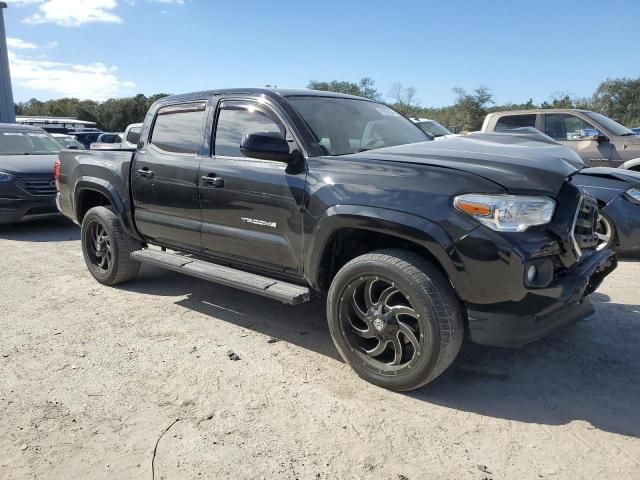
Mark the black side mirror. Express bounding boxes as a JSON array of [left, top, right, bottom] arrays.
[[240, 131, 292, 163], [597, 134, 610, 143]]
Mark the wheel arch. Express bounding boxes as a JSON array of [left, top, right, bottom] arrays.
[[305, 205, 473, 298], [619, 158, 640, 171], [74, 177, 139, 239]]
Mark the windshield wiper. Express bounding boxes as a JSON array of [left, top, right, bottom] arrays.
[[620, 132, 637, 136]]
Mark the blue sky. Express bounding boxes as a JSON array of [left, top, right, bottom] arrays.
[[4, 0, 640, 106]]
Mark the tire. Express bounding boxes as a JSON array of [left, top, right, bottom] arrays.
[[81, 206, 142, 285], [326, 249, 464, 391], [595, 211, 617, 251]]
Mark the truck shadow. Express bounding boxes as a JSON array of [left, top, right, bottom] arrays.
[[121, 266, 640, 439], [417, 291, 640, 438], [0, 218, 79, 242]]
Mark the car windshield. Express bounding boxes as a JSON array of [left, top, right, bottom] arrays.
[[0, 130, 63, 155], [416, 120, 451, 137], [287, 96, 430, 155], [583, 111, 636, 136]]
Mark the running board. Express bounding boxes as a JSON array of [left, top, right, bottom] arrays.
[[131, 249, 310, 305]]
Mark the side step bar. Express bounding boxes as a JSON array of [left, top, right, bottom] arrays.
[[131, 249, 310, 305]]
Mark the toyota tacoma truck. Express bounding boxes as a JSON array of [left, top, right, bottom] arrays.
[[56, 89, 616, 391]]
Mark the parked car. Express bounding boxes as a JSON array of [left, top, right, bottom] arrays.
[[0, 124, 61, 223], [482, 109, 640, 170], [573, 168, 640, 256], [90, 132, 123, 150], [470, 128, 640, 255], [69, 130, 103, 149], [410, 118, 456, 139], [51, 133, 85, 150], [57, 89, 616, 391]]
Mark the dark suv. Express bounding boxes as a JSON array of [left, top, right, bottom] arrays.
[[0, 124, 61, 223]]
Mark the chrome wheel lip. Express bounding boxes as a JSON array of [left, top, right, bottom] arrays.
[[595, 213, 613, 251], [338, 275, 424, 375]]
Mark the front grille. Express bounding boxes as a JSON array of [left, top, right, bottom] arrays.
[[16, 177, 57, 196], [571, 195, 598, 256]]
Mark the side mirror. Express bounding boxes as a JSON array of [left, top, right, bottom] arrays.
[[240, 131, 292, 163], [597, 134, 610, 143]]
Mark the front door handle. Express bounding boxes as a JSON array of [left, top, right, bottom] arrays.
[[201, 174, 224, 188], [137, 168, 154, 179]]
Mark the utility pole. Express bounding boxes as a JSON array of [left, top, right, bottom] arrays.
[[0, 2, 16, 123]]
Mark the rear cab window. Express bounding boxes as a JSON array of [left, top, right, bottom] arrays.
[[150, 103, 207, 154], [495, 114, 537, 131]]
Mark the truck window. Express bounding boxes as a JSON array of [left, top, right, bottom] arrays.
[[495, 114, 537, 131], [544, 114, 598, 141], [150, 103, 206, 154], [214, 107, 284, 158]]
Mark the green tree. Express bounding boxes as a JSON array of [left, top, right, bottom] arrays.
[[591, 78, 640, 126], [307, 77, 382, 100]]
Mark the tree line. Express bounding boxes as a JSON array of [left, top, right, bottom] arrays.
[[14, 77, 640, 132]]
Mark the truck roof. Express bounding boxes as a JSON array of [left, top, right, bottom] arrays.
[[159, 88, 371, 104], [487, 108, 593, 116]]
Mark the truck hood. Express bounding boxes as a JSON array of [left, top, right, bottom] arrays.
[[353, 132, 582, 196], [0, 154, 59, 175], [578, 166, 640, 186]]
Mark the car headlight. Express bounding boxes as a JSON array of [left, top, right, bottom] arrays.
[[454, 194, 556, 232], [0, 171, 15, 182], [624, 188, 640, 205]]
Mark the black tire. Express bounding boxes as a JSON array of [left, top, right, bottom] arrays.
[[595, 211, 617, 251], [81, 206, 142, 285], [327, 249, 464, 391]]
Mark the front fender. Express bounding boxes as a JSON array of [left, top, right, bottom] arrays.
[[304, 205, 475, 299], [620, 158, 640, 171]]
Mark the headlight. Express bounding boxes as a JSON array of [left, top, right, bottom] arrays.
[[454, 194, 556, 232], [0, 171, 15, 182], [625, 188, 640, 205]]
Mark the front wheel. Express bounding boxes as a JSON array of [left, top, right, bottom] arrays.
[[326, 249, 464, 391], [81, 206, 142, 285], [595, 212, 617, 251]]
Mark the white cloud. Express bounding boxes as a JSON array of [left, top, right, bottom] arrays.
[[6, 37, 38, 49], [8, 50, 135, 100], [22, 0, 122, 27], [6, 37, 58, 50]]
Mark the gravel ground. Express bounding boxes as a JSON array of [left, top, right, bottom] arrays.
[[1, 219, 639, 480]]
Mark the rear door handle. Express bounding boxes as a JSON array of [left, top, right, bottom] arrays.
[[137, 168, 154, 179], [201, 174, 224, 188]]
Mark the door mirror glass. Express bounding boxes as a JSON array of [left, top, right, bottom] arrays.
[[240, 131, 292, 163], [580, 128, 599, 140]]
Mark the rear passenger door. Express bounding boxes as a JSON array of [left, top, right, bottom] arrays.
[[132, 102, 206, 251], [542, 113, 613, 167]]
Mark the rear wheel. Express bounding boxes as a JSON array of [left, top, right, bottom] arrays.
[[326, 249, 464, 391], [81, 206, 142, 285]]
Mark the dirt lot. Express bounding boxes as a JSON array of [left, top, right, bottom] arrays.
[[1, 219, 639, 480]]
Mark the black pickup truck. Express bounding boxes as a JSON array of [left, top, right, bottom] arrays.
[[56, 89, 616, 391]]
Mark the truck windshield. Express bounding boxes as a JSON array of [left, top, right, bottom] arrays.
[[0, 131, 62, 155], [287, 96, 430, 155], [583, 111, 636, 136]]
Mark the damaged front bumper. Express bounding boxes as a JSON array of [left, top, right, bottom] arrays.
[[466, 248, 617, 348]]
